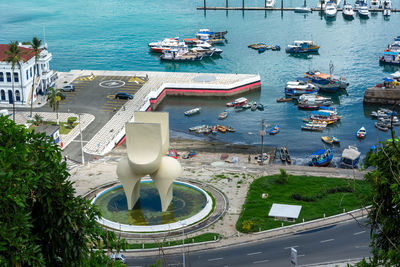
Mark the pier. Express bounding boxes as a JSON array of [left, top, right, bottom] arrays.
[[363, 84, 400, 105]]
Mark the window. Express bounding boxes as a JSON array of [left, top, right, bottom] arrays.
[[14, 72, 19, 83], [26, 70, 29, 80], [6, 72, 11, 82], [15, 90, 21, 101], [0, 73, 3, 82], [30, 67, 32, 77], [0, 90, 5, 101]]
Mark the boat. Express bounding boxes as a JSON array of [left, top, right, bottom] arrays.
[[283, 146, 291, 164], [196, 29, 228, 41], [341, 146, 361, 168], [321, 136, 334, 144], [298, 93, 332, 103], [342, 3, 355, 19], [184, 107, 201, 116], [218, 111, 228, 120], [189, 125, 206, 131], [383, 0, 391, 16], [325, 1, 338, 18], [217, 125, 227, 133], [226, 126, 235, 132], [211, 125, 218, 134], [280, 147, 287, 162], [379, 51, 400, 66], [265, 0, 275, 8], [310, 110, 341, 123], [242, 103, 252, 109], [332, 136, 340, 143], [304, 70, 349, 92], [370, 0, 381, 10], [356, 126, 366, 139], [226, 97, 248, 107], [286, 41, 320, 54], [257, 103, 264, 111], [188, 150, 197, 158], [250, 102, 258, 111], [354, 0, 366, 10], [168, 149, 179, 159], [294, 6, 312, 13], [301, 124, 326, 131], [276, 97, 293, 102], [148, 38, 187, 53], [375, 121, 389, 131], [160, 49, 203, 61], [285, 80, 319, 95], [309, 148, 334, 167], [269, 124, 280, 135], [358, 4, 370, 18], [297, 100, 332, 110], [248, 43, 267, 49], [317, 0, 327, 9]]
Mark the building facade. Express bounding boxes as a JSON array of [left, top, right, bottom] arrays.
[[0, 43, 57, 106]]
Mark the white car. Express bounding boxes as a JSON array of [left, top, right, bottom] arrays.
[[108, 253, 126, 263], [60, 84, 75, 92]]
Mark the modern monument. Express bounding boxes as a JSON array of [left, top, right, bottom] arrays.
[[116, 112, 182, 212]]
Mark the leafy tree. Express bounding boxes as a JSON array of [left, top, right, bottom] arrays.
[[47, 87, 63, 123], [28, 37, 42, 118], [4, 41, 21, 122], [360, 137, 400, 266], [0, 116, 126, 266], [33, 113, 43, 126]]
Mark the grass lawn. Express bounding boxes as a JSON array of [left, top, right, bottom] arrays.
[[29, 121, 77, 135], [126, 233, 220, 249], [236, 172, 371, 233]]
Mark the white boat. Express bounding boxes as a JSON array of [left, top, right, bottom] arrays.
[[286, 82, 318, 91], [370, 0, 381, 10], [342, 4, 355, 19], [265, 0, 275, 8], [294, 6, 312, 12], [148, 38, 187, 53], [358, 4, 370, 18], [341, 146, 361, 168], [325, 1, 338, 17], [383, 0, 392, 15], [354, 0, 366, 10], [226, 97, 248, 107], [299, 94, 332, 103], [318, 0, 340, 8], [356, 126, 366, 139], [184, 107, 201, 116]]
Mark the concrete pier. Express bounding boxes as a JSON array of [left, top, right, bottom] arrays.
[[197, 6, 400, 12], [363, 85, 400, 104]]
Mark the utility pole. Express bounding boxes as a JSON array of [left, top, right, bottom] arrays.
[[260, 119, 266, 165], [78, 113, 85, 165]]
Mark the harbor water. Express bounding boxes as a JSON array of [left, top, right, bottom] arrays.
[[1, 0, 400, 164]]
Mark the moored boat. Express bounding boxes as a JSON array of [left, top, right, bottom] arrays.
[[184, 107, 201, 116], [211, 125, 218, 134], [250, 102, 258, 111], [294, 6, 312, 13], [375, 121, 389, 131], [321, 136, 334, 144], [356, 126, 367, 139], [218, 111, 228, 120], [280, 147, 287, 162], [257, 103, 264, 111], [304, 70, 349, 92], [276, 97, 293, 102], [226, 97, 248, 107], [226, 126, 235, 132], [332, 136, 340, 143], [265, 0, 275, 8], [325, 1, 338, 17], [286, 41, 320, 54], [341, 146, 361, 168], [283, 146, 291, 164], [358, 4, 370, 18], [269, 124, 280, 135], [342, 3, 355, 19], [301, 124, 326, 131], [189, 125, 206, 131], [160, 49, 203, 61], [309, 148, 334, 167], [217, 125, 227, 133]]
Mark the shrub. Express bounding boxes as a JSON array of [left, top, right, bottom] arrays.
[[67, 116, 77, 125], [276, 169, 289, 184], [326, 186, 354, 194]]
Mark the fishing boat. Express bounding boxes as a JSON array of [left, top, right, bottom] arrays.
[[379, 51, 400, 66], [325, 1, 338, 17], [356, 126, 367, 139], [276, 97, 293, 102], [226, 126, 235, 132], [297, 100, 332, 110], [298, 93, 331, 103], [250, 102, 258, 111], [280, 147, 287, 162], [332, 136, 340, 143], [184, 107, 201, 116], [160, 49, 203, 61], [189, 125, 206, 131], [358, 4, 370, 18], [285, 80, 318, 96], [375, 121, 389, 131], [341, 146, 361, 168], [265, 0, 275, 8], [321, 136, 334, 144], [309, 148, 334, 167], [304, 71, 349, 92], [354, 0, 366, 10], [242, 103, 252, 109], [286, 41, 320, 54], [269, 124, 280, 135], [226, 97, 249, 107], [342, 3, 355, 19], [148, 38, 187, 53], [257, 103, 264, 111], [310, 110, 341, 123], [301, 124, 326, 131], [248, 43, 267, 49], [217, 125, 227, 133], [283, 146, 291, 164], [218, 111, 228, 120], [211, 125, 218, 135]]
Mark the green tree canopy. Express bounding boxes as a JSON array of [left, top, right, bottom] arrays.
[[0, 116, 126, 266]]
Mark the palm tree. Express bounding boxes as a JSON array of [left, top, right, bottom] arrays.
[[4, 41, 21, 122], [47, 87, 62, 124], [29, 37, 42, 118]]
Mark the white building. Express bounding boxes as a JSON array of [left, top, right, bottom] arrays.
[[0, 43, 57, 106]]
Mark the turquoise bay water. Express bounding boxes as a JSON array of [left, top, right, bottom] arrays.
[[1, 0, 400, 163]]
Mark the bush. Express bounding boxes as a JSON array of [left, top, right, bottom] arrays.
[[326, 186, 354, 194], [276, 169, 289, 184], [67, 116, 77, 125]]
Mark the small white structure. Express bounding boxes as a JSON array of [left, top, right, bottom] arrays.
[[0, 43, 56, 106], [268, 203, 302, 222], [117, 112, 182, 212]]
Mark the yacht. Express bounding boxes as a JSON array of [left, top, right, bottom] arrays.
[[370, 0, 381, 10], [343, 3, 355, 19], [354, 0, 366, 10], [265, 0, 275, 8], [325, 1, 338, 17], [358, 4, 370, 18], [383, 0, 392, 16]]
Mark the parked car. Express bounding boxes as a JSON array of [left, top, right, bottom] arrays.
[[115, 92, 133, 100], [60, 84, 75, 92], [108, 253, 126, 264]]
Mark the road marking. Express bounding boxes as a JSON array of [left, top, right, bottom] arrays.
[[247, 252, 262, 256], [355, 245, 369, 248], [284, 245, 299, 249], [353, 231, 366, 235], [208, 257, 223, 261], [253, 259, 269, 264], [320, 239, 334, 243], [298, 254, 305, 257]]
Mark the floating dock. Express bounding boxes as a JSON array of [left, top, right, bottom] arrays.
[[197, 6, 400, 12]]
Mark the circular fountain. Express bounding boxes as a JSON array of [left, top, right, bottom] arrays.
[[91, 180, 213, 232]]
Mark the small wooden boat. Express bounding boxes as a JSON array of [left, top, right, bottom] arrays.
[[283, 146, 291, 164], [226, 126, 235, 132], [309, 148, 333, 167], [184, 107, 201, 116], [269, 124, 280, 135], [217, 125, 227, 133], [189, 125, 206, 131], [276, 97, 293, 103], [211, 125, 218, 135], [356, 127, 366, 139], [341, 146, 361, 169], [301, 125, 325, 131], [375, 122, 389, 132], [321, 136, 333, 145], [218, 111, 228, 120], [280, 147, 287, 162], [226, 97, 248, 107], [331, 136, 340, 143], [250, 102, 258, 111]]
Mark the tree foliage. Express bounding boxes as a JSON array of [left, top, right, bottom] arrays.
[[4, 41, 21, 122], [361, 138, 400, 266], [47, 87, 63, 122], [0, 116, 126, 266]]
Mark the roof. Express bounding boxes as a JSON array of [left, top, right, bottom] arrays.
[[0, 44, 36, 62], [342, 146, 361, 160], [268, 203, 302, 219]]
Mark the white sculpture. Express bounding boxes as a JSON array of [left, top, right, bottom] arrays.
[[117, 112, 182, 212]]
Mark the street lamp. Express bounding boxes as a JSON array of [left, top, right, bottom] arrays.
[[78, 113, 85, 165]]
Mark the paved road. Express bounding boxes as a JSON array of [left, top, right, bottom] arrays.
[[126, 219, 371, 266]]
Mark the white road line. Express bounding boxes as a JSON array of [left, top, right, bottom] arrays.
[[298, 254, 305, 257], [247, 252, 262, 256], [284, 245, 299, 249], [353, 231, 366, 235], [320, 239, 335, 243], [253, 259, 269, 264], [208, 257, 223, 261]]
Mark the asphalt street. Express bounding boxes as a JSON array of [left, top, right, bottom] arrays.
[[126, 218, 371, 267]]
